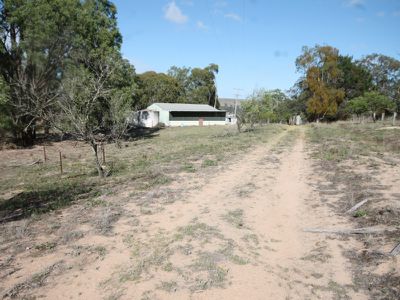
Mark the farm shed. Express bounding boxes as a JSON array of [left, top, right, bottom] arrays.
[[146, 103, 226, 127], [128, 110, 159, 128]]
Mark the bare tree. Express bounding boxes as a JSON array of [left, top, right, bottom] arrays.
[[53, 55, 133, 177]]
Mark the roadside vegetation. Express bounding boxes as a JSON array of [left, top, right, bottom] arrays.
[[307, 123, 400, 299], [0, 125, 283, 221]]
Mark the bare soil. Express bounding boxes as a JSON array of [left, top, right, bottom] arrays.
[[1, 126, 398, 299]]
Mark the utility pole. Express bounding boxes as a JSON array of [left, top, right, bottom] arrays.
[[233, 88, 243, 117]]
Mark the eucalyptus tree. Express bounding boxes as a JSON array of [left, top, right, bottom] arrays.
[[0, 0, 80, 145], [359, 54, 400, 112], [295, 45, 345, 122]]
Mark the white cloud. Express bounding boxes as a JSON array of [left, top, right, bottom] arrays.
[[224, 13, 242, 22], [393, 10, 400, 17], [164, 1, 188, 24], [197, 21, 208, 30], [346, 0, 365, 9]]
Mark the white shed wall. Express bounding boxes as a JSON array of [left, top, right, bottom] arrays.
[[169, 120, 226, 127]]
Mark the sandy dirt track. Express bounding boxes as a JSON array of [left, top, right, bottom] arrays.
[[2, 128, 373, 299]]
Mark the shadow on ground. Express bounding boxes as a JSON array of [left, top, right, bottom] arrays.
[[0, 182, 94, 223]]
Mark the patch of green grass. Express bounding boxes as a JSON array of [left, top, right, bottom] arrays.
[[222, 209, 244, 228], [353, 210, 368, 218], [218, 240, 249, 265], [158, 280, 178, 293], [121, 233, 174, 282], [181, 163, 196, 173], [189, 252, 228, 291], [35, 241, 57, 251], [242, 233, 259, 247], [175, 221, 223, 242], [201, 159, 217, 167]]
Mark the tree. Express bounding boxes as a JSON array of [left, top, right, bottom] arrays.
[[0, 76, 12, 137], [359, 54, 400, 112], [359, 53, 400, 102], [337, 55, 373, 100], [0, 0, 80, 145], [237, 89, 289, 130], [55, 54, 135, 177], [168, 64, 220, 107], [135, 72, 182, 108], [51, 0, 134, 178], [295, 45, 345, 121], [187, 64, 219, 107], [346, 97, 368, 118], [348, 92, 396, 122], [167, 66, 190, 102]]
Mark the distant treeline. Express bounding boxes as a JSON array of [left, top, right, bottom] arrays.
[[1, 1, 399, 149], [239, 46, 399, 126]]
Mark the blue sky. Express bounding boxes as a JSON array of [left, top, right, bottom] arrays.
[[113, 0, 400, 98]]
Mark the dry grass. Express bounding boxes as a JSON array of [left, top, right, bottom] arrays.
[[306, 122, 400, 299]]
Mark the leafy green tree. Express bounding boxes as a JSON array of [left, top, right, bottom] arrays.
[[348, 92, 396, 122], [346, 97, 368, 117], [295, 45, 345, 121], [50, 0, 135, 177], [0, 0, 80, 145], [168, 64, 220, 107], [187, 64, 219, 107], [239, 99, 260, 130], [0, 76, 12, 137], [359, 54, 400, 111], [237, 89, 289, 129], [337, 55, 373, 100], [136, 72, 182, 108], [167, 66, 191, 102]]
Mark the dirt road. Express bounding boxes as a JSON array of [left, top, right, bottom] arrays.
[[2, 127, 370, 299]]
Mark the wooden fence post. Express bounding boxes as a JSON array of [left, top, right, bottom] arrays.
[[43, 146, 47, 162], [102, 143, 106, 164], [59, 151, 63, 175]]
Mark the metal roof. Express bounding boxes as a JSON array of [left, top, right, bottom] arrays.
[[151, 103, 225, 112]]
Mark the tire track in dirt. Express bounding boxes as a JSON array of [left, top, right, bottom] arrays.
[[34, 127, 367, 299], [180, 127, 367, 299]]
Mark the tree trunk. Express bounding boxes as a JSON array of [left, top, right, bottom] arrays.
[[372, 112, 376, 122], [393, 112, 397, 126], [381, 112, 385, 122], [44, 120, 50, 135], [90, 141, 105, 178]]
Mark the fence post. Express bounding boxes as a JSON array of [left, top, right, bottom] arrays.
[[102, 143, 106, 165], [59, 151, 63, 175], [43, 146, 47, 162]]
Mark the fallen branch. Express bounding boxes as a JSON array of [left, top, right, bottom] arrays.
[[346, 199, 369, 214], [390, 242, 400, 256], [7, 160, 43, 168], [27, 159, 42, 166], [303, 227, 396, 235]]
